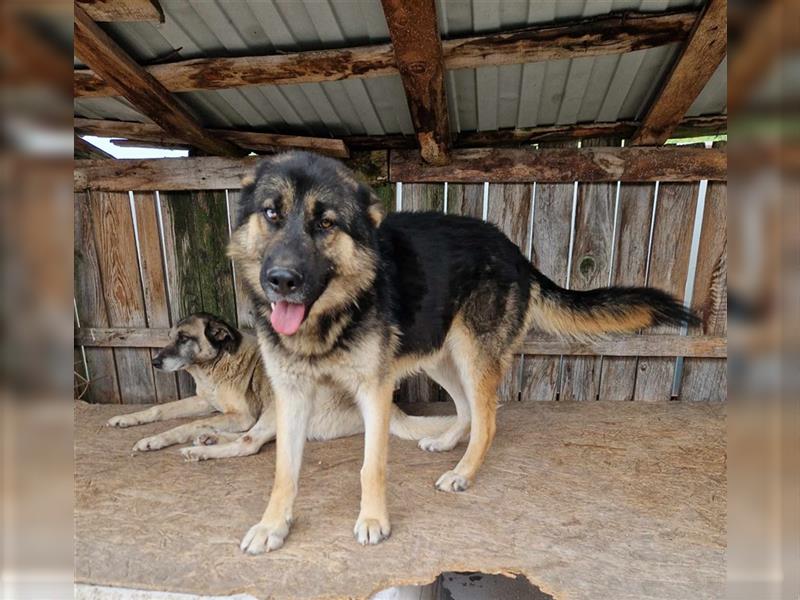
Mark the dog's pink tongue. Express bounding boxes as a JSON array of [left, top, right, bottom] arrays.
[[270, 301, 306, 335]]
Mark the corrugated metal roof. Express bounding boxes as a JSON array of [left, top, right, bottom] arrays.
[[74, 0, 726, 138]]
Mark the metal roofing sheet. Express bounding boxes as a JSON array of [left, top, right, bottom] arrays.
[[73, 0, 726, 137]]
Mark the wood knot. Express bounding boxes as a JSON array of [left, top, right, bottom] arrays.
[[578, 255, 596, 278]]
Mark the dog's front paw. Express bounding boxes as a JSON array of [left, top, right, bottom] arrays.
[[353, 514, 391, 546], [107, 414, 140, 428], [435, 470, 471, 493], [240, 520, 290, 555], [132, 436, 167, 452]]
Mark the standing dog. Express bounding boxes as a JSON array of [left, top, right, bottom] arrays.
[[107, 313, 455, 460], [229, 152, 698, 554]]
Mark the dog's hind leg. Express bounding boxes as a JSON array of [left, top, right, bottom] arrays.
[[182, 408, 277, 461], [435, 332, 502, 492], [416, 353, 471, 452], [107, 395, 214, 428]]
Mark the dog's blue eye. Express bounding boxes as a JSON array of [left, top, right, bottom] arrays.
[[263, 208, 279, 223]]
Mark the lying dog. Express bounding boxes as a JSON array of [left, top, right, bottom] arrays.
[[107, 312, 454, 461], [228, 151, 699, 554]]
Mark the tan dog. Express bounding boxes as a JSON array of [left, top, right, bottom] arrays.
[[107, 313, 454, 461]]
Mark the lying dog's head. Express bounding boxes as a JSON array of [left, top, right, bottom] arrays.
[[152, 313, 242, 371], [228, 152, 384, 337]]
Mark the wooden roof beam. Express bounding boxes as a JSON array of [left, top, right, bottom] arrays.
[[76, 0, 164, 22], [73, 118, 350, 158], [74, 10, 699, 98], [75, 135, 114, 159], [631, 0, 727, 146], [380, 0, 450, 165], [74, 6, 242, 157]]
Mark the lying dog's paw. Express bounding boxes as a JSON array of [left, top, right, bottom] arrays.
[[193, 432, 218, 446], [435, 470, 471, 493], [132, 436, 167, 452], [353, 514, 391, 546], [180, 447, 207, 462], [418, 435, 458, 453], [240, 520, 290, 555], [107, 414, 140, 428]]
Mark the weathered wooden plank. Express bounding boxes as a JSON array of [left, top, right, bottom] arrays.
[[76, 0, 163, 22], [632, 182, 698, 401], [73, 119, 349, 158], [74, 192, 121, 403], [88, 191, 156, 403], [159, 191, 236, 396], [680, 180, 727, 401], [397, 184, 446, 403], [487, 184, 532, 403], [380, 0, 450, 164], [226, 190, 257, 329], [74, 155, 388, 192], [79, 116, 727, 153], [521, 142, 576, 401], [520, 335, 726, 358], [631, 0, 727, 145], [560, 139, 619, 401], [390, 147, 727, 183], [74, 10, 697, 97], [598, 183, 657, 401], [74, 5, 242, 157], [446, 184, 484, 219], [132, 192, 178, 402], [76, 328, 727, 358]]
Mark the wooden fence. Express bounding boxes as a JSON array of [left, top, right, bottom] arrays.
[[74, 144, 726, 404]]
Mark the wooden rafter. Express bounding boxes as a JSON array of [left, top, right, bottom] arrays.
[[75, 115, 727, 153], [380, 0, 450, 164], [76, 0, 164, 22], [631, 0, 727, 146], [74, 10, 698, 98], [73, 118, 350, 158], [390, 147, 727, 183], [74, 5, 242, 157]]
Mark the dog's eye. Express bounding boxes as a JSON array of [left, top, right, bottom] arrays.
[[318, 218, 335, 231], [176, 334, 187, 343], [263, 208, 279, 223]]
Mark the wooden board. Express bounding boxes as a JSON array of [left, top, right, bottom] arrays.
[[598, 183, 657, 401], [446, 183, 483, 219], [159, 191, 236, 397], [631, 0, 727, 145], [75, 400, 726, 600], [560, 139, 619, 401], [390, 146, 727, 183], [88, 191, 156, 403], [226, 190, 257, 329], [632, 182, 698, 401], [74, 192, 120, 403], [74, 10, 697, 97], [397, 184, 446, 403], [132, 192, 178, 402], [521, 142, 576, 401], [76, 0, 164, 22], [680, 180, 727, 401], [486, 184, 532, 402]]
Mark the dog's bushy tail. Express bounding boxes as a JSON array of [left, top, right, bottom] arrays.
[[389, 406, 456, 441], [528, 270, 699, 337]]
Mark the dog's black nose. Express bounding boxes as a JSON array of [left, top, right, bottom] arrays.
[[151, 357, 163, 369], [266, 267, 303, 296]]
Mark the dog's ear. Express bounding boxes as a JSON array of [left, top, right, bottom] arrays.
[[204, 318, 242, 354], [356, 183, 385, 228]]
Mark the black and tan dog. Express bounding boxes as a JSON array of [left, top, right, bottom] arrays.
[[107, 312, 454, 459], [229, 151, 698, 554]]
